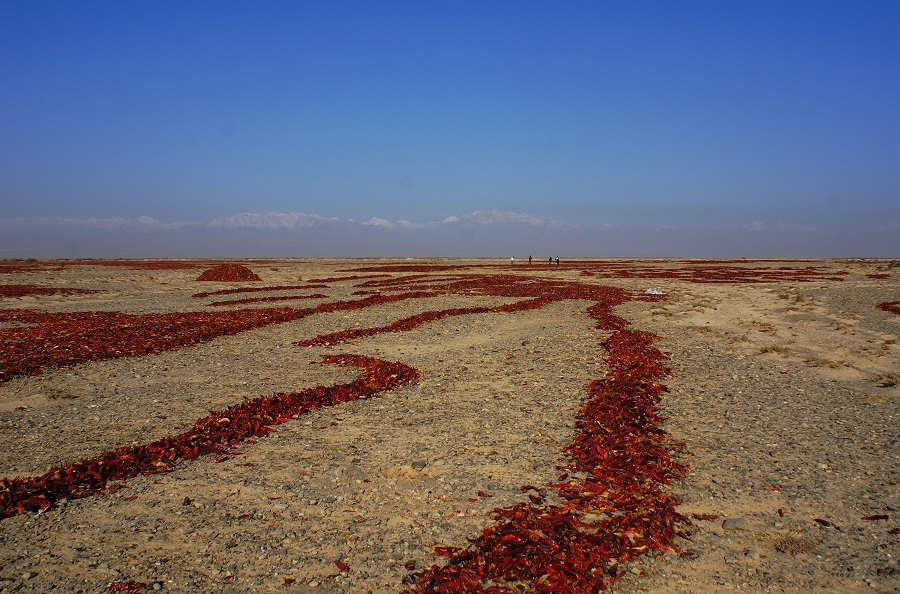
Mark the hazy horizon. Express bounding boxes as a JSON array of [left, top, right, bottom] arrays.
[[1, 208, 896, 260], [2, 3, 898, 258]]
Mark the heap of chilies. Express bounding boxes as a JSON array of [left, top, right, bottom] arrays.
[[196, 263, 262, 282]]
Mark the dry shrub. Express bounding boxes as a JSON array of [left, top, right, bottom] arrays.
[[873, 373, 900, 388], [773, 533, 816, 556], [43, 387, 78, 400], [805, 357, 844, 369], [750, 320, 777, 334], [777, 288, 805, 304]]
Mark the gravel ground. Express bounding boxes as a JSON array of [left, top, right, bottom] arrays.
[[0, 258, 897, 593]]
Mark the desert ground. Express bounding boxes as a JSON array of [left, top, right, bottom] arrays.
[[0, 258, 897, 594]]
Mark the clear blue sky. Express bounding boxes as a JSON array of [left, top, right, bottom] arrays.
[[1, 2, 898, 255]]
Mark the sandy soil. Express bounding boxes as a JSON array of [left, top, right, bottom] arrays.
[[0, 258, 897, 593]]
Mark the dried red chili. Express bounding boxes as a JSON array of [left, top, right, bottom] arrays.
[[107, 580, 146, 592], [876, 301, 900, 315]]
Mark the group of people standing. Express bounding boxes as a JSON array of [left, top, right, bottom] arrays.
[[511, 255, 559, 265]]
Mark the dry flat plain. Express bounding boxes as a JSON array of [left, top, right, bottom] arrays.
[[0, 258, 898, 594]]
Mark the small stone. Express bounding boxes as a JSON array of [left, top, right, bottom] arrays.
[[22, 571, 36, 580], [411, 461, 427, 470], [745, 549, 761, 560], [152, 582, 163, 591], [182, 496, 192, 506], [722, 517, 748, 530]]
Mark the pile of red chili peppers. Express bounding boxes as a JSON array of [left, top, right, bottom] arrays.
[[196, 263, 262, 282]]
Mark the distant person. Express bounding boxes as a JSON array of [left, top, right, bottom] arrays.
[[555, 257, 560, 265], [528, 255, 532, 265], [549, 257, 552, 264], [510, 257, 515, 265]]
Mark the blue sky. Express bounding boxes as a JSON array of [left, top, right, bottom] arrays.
[[1, 2, 898, 257]]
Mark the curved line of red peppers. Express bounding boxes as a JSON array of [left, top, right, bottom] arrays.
[[0, 354, 418, 519], [398, 297, 686, 593], [206, 293, 329, 307], [0, 285, 101, 298], [0, 291, 436, 383], [192, 284, 329, 298]]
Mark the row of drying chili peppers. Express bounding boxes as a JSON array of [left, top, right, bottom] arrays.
[[0, 285, 100, 298], [192, 284, 326, 298], [396, 290, 685, 592], [0, 354, 418, 519], [344, 261, 849, 284], [0, 291, 438, 383], [206, 293, 328, 307], [298, 297, 556, 347], [2, 269, 645, 383]]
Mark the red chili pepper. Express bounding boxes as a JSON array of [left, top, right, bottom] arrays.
[[690, 513, 719, 521], [108, 581, 146, 593]]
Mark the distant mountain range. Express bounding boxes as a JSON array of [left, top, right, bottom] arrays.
[[0, 210, 893, 258]]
